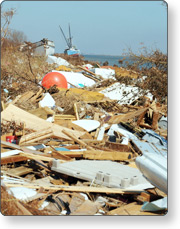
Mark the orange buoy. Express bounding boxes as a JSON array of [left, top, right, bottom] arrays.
[[42, 72, 68, 89]]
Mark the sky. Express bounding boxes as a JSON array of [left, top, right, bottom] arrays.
[[1, 0, 167, 55]]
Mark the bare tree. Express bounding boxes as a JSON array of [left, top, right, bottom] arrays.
[[9, 30, 27, 45], [1, 8, 16, 45]]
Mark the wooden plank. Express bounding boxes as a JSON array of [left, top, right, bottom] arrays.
[[94, 127, 100, 139], [9, 95, 21, 105], [63, 145, 80, 150], [78, 66, 103, 80], [83, 150, 133, 161], [73, 103, 79, 120], [94, 113, 100, 121], [1, 155, 28, 164], [107, 202, 142, 215], [1, 140, 21, 150], [50, 145, 72, 161], [19, 128, 54, 145], [17, 91, 35, 104], [20, 133, 53, 145], [20, 152, 54, 162], [139, 123, 152, 129], [1, 104, 85, 141], [105, 141, 130, 152], [137, 109, 147, 126], [54, 114, 76, 120], [8, 166, 33, 176], [67, 122, 88, 132], [29, 87, 43, 102], [1, 101, 5, 111], [4, 182, 142, 194], [136, 192, 151, 203], [79, 132, 93, 140], [62, 129, 94, 150], [151, 110, 159, 130], [14, 200, 33, 215], [1, 140, 48, 156], [82, 139, 103, 144], [108, 108, 148, 124], [83, 72, 100, 82], [107, 202, 159, 215], [1, 141, 60, 165], [51, 151, 75, 160], [53, 151, 83, 158]]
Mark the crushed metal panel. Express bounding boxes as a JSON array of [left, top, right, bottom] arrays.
[[132, 139, 167, 158], [136, 153, 167, 194], [142, 129, 167, 147], [158, 116, 167, 130], [51, 160, 154, 190]]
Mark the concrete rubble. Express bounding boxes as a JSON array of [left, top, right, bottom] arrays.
[[1, 53, 167, 216]]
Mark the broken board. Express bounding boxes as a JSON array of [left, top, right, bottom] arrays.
[[1, 104, 85, 141]]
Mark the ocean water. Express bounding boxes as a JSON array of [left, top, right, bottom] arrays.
[[83, 54, 127, 67], [83, 54, 153, 69]]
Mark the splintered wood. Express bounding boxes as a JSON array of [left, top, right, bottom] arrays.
[[1, 80, 167, 216], [1, 104, 85, 141]]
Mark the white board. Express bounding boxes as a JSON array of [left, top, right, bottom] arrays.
[[72, 120, 100, 132]]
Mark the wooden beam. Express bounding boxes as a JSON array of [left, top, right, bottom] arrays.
[[53, 151, 83, 158], [83, 73, 100, 82], [17, 91, 35, 104], [7, 166, 33, 176], [50, 145, 72, 161], [1, 101, 5, 111], [29, 87, 43, 102], [19, 152, 54, 162], [1, 140, 50, 156], [137, 109, 147, 126], [4, 182, 142, 194], [78, 66, 103, 80], [54, 114, 76, 120], [83, 150, 133, 161], [151, 110, 159, 130], [73, 103, 79, 120], [62, 129, 94, 150], [105, 141, 130, 152], [1, 155, 28, 164], [19, 128, 54, 145], [108, 108, 148, 124]]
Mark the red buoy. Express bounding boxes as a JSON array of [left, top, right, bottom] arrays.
[[42, 72, 68, 89]]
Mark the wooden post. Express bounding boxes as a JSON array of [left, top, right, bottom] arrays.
[[74, 103, 79, 120]]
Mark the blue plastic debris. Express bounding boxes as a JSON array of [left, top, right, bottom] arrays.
[[55, 147, 70, 151], [3, 89, 9, 93], [141, 197, 167, 212], [78, 83, 84, 88]]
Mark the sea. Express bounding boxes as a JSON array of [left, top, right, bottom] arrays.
[[83, 54, 153, 69], [83, 54, 128, 67]]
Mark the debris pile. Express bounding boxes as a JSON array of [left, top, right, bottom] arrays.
[[1, 52, 167, 215]]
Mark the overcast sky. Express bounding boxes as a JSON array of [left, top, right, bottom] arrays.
[[2, 1, 167, 55]]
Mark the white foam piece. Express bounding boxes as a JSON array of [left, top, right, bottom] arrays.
[[1, 150, 22, 158], [8, 187, 37, 201], [52, 70, 96, 88], [72, 120, 100, 132], [39, 93, 55, 108]]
